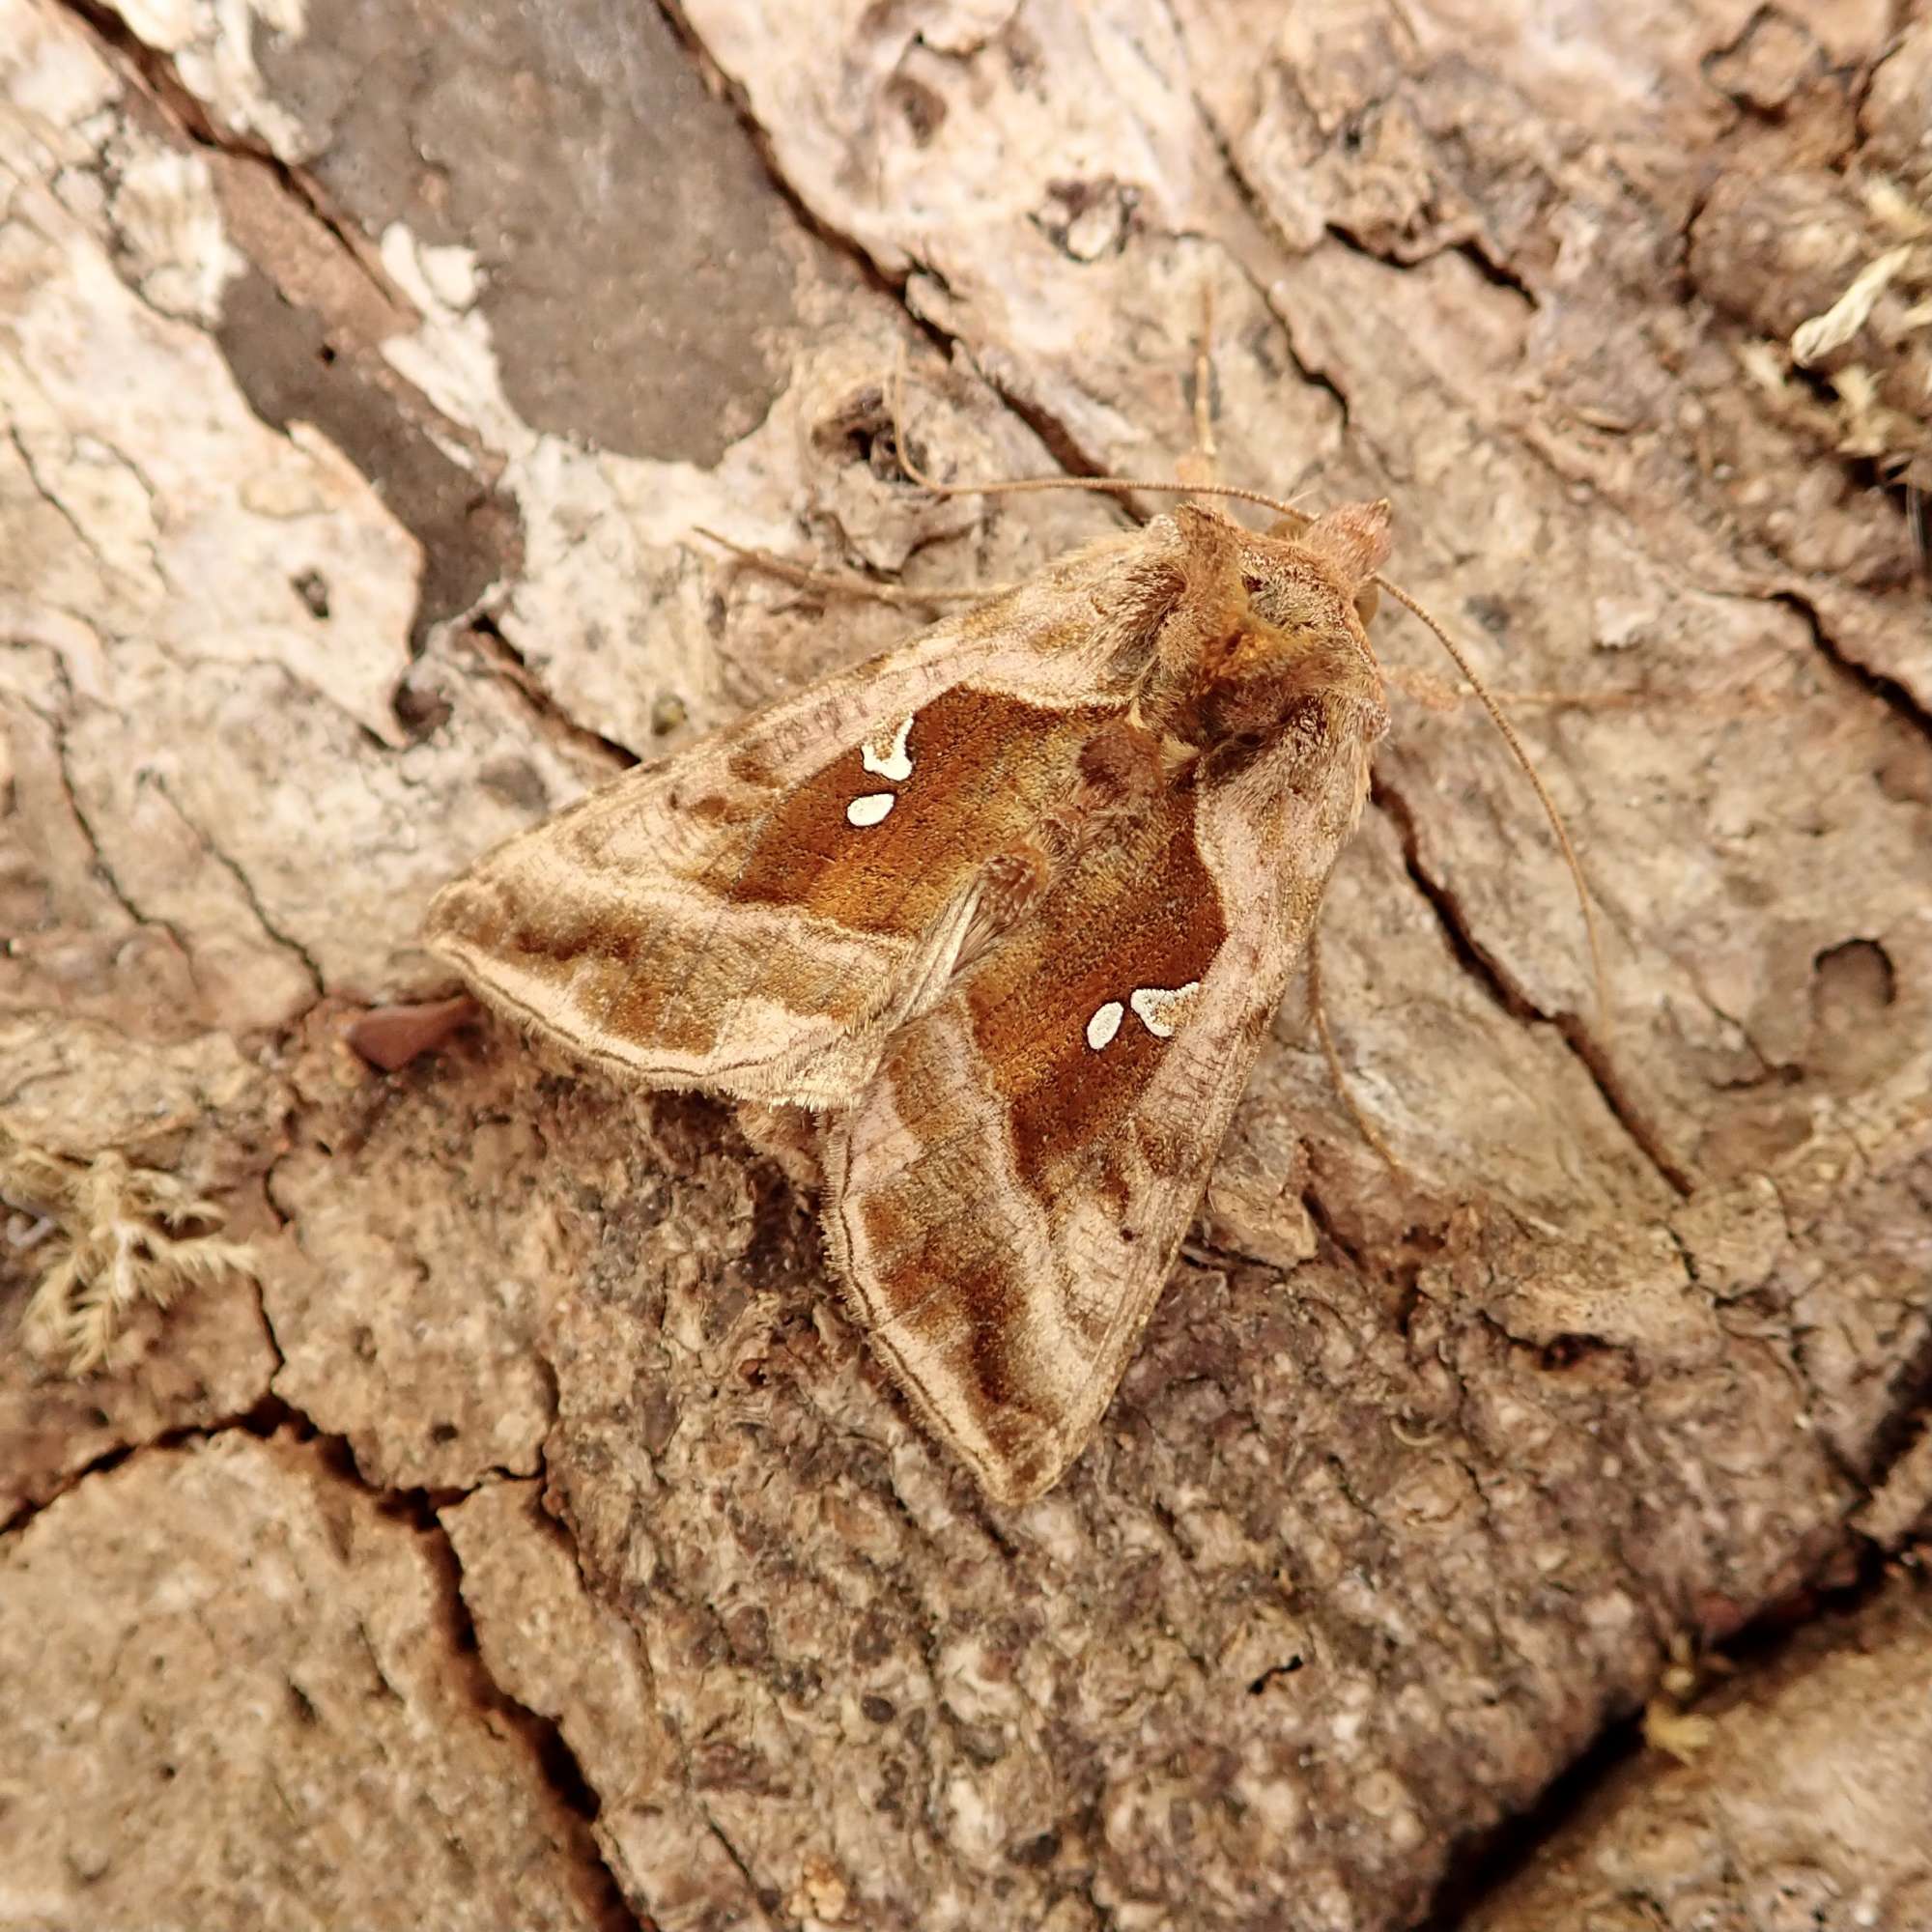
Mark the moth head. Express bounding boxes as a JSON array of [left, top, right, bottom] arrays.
[[1258, 499, 1391, 634], [1293, 498, 1393, 596], [1246, 502, 1392, 690]]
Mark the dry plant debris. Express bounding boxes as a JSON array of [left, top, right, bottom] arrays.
[[3, 1123, 256, 1375]]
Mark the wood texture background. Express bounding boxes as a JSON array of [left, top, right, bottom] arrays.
[[3, 1, 1929, 1927]]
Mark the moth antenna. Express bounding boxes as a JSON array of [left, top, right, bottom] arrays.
[[1308, 911, 1405, 1174], [1376, 576, 1612, 1036], [888, 355, 1311, 524], [693, 526, 1007, 607], [1388, 669, 1798, 716]]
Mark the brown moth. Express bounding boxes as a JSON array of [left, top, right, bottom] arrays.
[[426, 497, 1394, 1503]]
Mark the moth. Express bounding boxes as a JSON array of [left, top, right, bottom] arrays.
[[427, 493, 1405, 1504]]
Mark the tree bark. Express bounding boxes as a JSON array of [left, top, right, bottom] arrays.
[[2, 1, 1928, 1928]]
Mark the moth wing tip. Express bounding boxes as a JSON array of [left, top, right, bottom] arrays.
[[975, 1457, 1073, 1509], [420, 870, 506, 968]]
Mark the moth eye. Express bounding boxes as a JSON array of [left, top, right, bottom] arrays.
[[1354, 583, 1380, 626]]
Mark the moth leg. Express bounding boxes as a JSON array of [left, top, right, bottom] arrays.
[[1385, 666, 1688, 714], [734, 1102, 824, 1195], [695, 526, 1007, 609]]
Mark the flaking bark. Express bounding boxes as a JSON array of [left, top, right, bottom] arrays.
[[2, 2, 1928, 1929]]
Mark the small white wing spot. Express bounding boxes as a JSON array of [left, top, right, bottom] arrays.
[[862, 715, 916, 781], [1130, 981, 1201, 1039], [846, 792, 896, 828], [1085, 1001, 1125, 1051]]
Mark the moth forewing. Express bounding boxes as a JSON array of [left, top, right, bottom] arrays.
[[822, 508, 1390, 1503], [427, 497, 1394, 1504]]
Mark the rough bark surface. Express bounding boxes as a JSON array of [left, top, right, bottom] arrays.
[[1462, 1574, 1932, 1931], [1, 2, 1927, 1930]]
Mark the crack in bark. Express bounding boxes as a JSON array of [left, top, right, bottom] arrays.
[[0, 1389, 288, 1537], [35, 4, 500, 673], [944, 354, 1122, 497], [1293, 1182, 1373, 1277], [653, 0, 1144, 516], [1444, 235, 1538, 309], [1410, 1705, 1647, 1932], [1467, 1300, 1640, 1382], [617, 1575, 773, 1926], [651, 0, 952, 354], [1549, 1015, 1696, 1198], [405, 1480, 644, 1932], [696, 1806, 767, 1921], [1769, 582, 1932, 744], [1370, 774, 1696, 1197], [7, 445, 332, 1012], [6, 426, 157, 588], [460, 614, 640, 776], [3, 1160, 639, 1926], [1408, 1323, 1793, 1924], [42, 706, 202, 982], [1143, 0, 1364, 435], [1754, 1138, 1932, 1520], [1810, 1264, 1932, 1504], [52, 0, 410, 317], [259, 1416, 645, 1931], [1417, 1510, 1909, 1926], [145, 773, 325, 996]]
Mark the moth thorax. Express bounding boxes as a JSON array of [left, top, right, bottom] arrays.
[[1160, 616, 1374, 755], [1196, 660, 1311, 744], [1075, 716, 1173, 799]]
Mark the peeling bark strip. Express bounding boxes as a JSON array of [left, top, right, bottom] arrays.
[[4, 0, 1931, 1928]]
